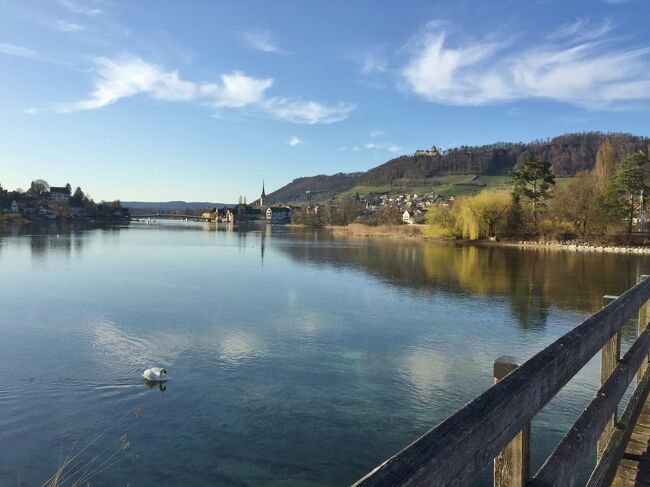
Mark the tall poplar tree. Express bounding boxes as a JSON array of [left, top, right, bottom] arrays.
[[594, 138, 616, 187]]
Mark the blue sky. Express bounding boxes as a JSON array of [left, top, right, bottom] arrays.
[[1, 0, 649, 202]]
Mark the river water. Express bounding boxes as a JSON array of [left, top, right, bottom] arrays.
[[0, 222, 648, 486]]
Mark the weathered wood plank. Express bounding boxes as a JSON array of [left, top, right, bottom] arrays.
[[353, 277, 650, 487], [586, 362, 650, 487], [640, 276, 650, 384], [599, 295, 622, 462], [493, 356, 530, 487], [529, 328, 650, 486]]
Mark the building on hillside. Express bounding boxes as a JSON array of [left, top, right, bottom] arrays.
[[50, 186, 71, 201], [10, 200, 18, 213], [415, 145, 439, 157], [266, 206, 291, 224], [70, 206, 85, 218], [402, 209, 424, 224]]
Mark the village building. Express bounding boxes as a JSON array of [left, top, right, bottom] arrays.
[[266, 206, 291, 224], [9, 200, 18, 213], [49, 186, 71, 201], [402, 209, 424, 225]]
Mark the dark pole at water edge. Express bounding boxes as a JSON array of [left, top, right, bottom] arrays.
[[493, 356, 530, 487]]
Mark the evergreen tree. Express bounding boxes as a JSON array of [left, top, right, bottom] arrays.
[[613, 152, 648, 242], [70, 187, 85, 206], [511, 156, 555, 231]]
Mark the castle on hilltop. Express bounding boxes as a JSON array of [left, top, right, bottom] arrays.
[[415, 145, 439, 157]]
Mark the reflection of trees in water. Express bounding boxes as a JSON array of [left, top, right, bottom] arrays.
[[274, 230, 650, 330], [1, 222, 128, 260]]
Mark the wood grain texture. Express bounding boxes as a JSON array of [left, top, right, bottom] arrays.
[[600, 295, 622, 462], [587, 364, 650, 487], [529, 328, 650, 486], [493, 356, 530, 487]]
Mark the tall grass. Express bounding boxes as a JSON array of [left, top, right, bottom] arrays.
[[42, 405, 141, 487]]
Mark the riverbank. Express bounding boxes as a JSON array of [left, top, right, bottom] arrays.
[[326, 223, 426, 238], [325, 223, 650, 254], [497, 240, 650, 254]]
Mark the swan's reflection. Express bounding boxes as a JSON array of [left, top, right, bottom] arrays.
[[143, 380, 166, 392]]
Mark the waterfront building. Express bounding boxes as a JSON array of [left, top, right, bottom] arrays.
[[266, 206, 292, 224]]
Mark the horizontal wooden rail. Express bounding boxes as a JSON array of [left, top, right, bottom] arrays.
[[353, 276, 650, 487], [529, 326, 650, 485], [586, 363, 650, 487]]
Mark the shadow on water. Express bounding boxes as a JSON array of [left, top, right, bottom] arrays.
[[143, 380, 167, 392]]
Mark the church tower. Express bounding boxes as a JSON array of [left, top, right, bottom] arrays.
[[260, 180, 266, 207]]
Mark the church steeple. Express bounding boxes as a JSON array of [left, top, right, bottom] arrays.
[[260, 180, 266, 206]]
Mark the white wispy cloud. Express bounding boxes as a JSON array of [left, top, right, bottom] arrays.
[[242, 30, 286, 54], [360, 51, 388, 74], [206, 71, 273, 108], [59, 0, 103, 16], [53, 56, 354, 124], [0, 42, 40, 59], [287, 135, 302, 146], [54, 19, 86, 32], [0, 42, 73, 67], [400, 20, 650, 108], [360, 141, 401, 153], [369, 129, 384, 137], [262, 98, 355, 124]]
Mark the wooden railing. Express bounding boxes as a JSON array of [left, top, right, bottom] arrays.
[[353, 275, 650, 487]]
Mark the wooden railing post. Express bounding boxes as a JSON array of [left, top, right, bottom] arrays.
[[597, 295, 621, 462], [639, 275, 650, 384], [494, 356, 530, 487]]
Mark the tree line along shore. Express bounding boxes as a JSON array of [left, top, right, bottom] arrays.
[[319, 139, 650, 249]]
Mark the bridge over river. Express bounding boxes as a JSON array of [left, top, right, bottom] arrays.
[[354, 276, 650, 487]]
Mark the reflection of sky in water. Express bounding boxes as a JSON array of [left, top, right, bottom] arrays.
[[0, 223, 648, 486]]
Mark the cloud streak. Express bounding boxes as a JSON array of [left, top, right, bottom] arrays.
[[287, 135, 302, 146], [55, 56, 354, 124], [59, 0, 103, 16], [242, 30, 287, 54], [400, 20, 650, 108], [54, 19, 86, 32], [0, 42, 40, 59]]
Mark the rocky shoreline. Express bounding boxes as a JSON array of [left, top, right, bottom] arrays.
[[507, 240, 650, 254]]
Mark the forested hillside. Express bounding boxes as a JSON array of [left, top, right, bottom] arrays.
[[266, 132, 649, 204], [360, 132, 649, 185]]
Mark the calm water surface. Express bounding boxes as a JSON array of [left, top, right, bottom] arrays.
[[1, 222, 648, 486]]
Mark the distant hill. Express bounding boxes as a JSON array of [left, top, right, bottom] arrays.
[[266, 132, 649, 203], [122, 201, 227, 210], [265, 172, 361, 204], [359, 132, 649, 185]]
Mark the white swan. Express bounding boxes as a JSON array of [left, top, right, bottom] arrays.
[[143, 367, 168, 382]]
